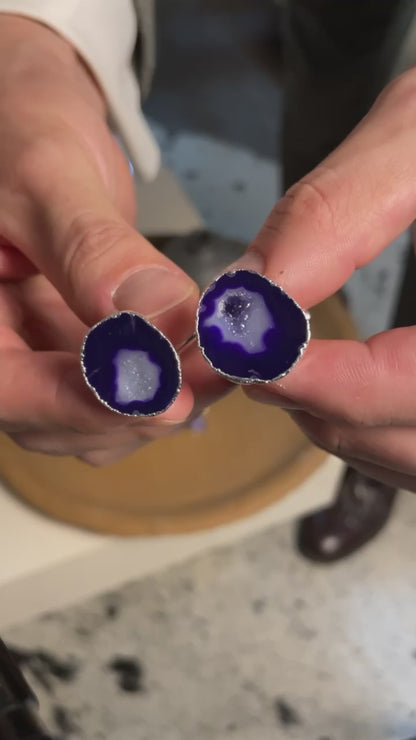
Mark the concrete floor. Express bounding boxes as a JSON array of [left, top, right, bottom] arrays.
[[4, 490, 416, 740]]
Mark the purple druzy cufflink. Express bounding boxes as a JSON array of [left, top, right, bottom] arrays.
[[81, 312, 181, 416], [196, 270, 310, 384]]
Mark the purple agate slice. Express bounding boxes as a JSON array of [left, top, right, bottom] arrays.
[[81, 312, 181, 416], [196, 270, 310, 383]]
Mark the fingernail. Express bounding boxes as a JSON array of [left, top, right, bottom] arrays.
[[227, 249, 265, 274], [113, 267, 195, 317]]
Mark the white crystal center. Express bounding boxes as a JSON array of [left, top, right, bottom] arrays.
[[204, 287, 274, 353], [114, 349, 160, 404]]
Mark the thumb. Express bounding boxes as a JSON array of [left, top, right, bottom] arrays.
[[4, 134, 198, 344], [229, 70, 416, 309]]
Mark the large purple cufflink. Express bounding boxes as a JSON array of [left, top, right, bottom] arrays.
[[196, 269, 310, 384], [81, 312, 181, 416]]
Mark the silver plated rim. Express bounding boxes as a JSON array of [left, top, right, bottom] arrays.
[[80, 311, 182, 417], [195, 269, 311, 385]]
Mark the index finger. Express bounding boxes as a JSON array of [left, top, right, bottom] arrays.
[[234, 69, 416, 308]]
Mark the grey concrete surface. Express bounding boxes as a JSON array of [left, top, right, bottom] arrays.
[[4, 491, 416, 740]]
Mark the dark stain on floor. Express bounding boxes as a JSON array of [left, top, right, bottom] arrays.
[[108, 656, 144, 693], [53, 705, 80, 735], [75, 625, 91, 638], [251, 598, 266, 614], [9, 646, 80, 693], [105, 601, 120, 620], [274, 698, 302, 727], [181, 577, 195, 593]]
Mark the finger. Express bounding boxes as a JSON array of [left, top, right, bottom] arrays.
[[291, 410, 416, 478], [0, 348, 193, 433], [339, 458, 416, 493], [10, 428, 149, 457], [295, 409, 416, 491], [0, 238, 37, 280], [79, 443, 144, 467], [3, 132, 199, 345], [231, 70, 416, 307], [0, 323, 30, 351], [10, 275, 88, 352], [246, 327, 416, 427], [180, 341, 232, 413], [10, 403, 184, 455]]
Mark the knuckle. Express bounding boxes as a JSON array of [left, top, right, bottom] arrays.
[[272, 172, 338, 236]]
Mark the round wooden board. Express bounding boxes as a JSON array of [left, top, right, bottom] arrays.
[[0, 296, 356, 536]]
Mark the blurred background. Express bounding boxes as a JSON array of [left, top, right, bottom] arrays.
[[2, 2, 416, 739], [144, 0, 410, 338]]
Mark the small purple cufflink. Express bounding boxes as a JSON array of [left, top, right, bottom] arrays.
[[80, 312, 181, 417], [196, 269, 310, 384]]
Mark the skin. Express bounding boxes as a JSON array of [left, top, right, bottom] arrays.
[[2, 16, 416, 487], [235, 72, 416, 492], [0, 15, 226, 465]]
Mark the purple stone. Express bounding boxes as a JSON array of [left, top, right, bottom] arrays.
[[81, 312, 181, 416], [196, 270, 310, 383]]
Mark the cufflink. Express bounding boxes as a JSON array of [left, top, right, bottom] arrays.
[[196, 270, 310, 384], [81, 312, 181, 416]]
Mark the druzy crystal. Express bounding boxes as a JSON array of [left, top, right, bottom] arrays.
[[197, 270, 310, 383], [81, 312, 181, 416]]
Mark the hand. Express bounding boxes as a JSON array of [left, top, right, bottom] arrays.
[[231, 68, 416, 491], [0, 16, 203, 465]]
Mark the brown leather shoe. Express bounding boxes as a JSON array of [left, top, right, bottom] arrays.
[[296, 466, 397, 563]]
